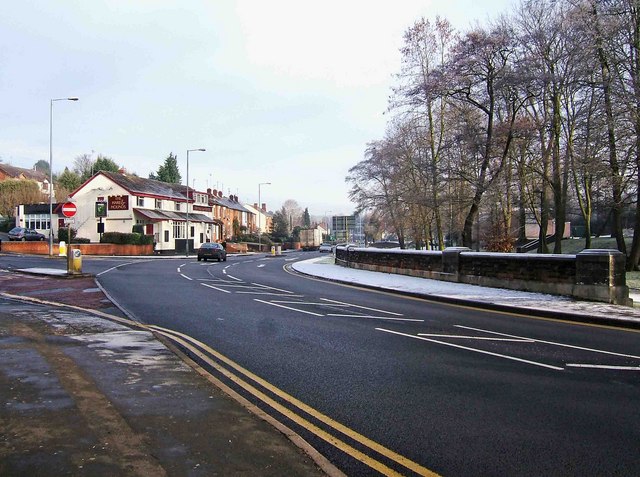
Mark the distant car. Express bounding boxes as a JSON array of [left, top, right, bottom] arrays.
[[197, 242, 227, 262], [319, 243, 333, 253], [8, 227, 46, 241]]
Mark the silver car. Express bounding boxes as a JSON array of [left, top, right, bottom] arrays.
[[319, 243, 333, 253]]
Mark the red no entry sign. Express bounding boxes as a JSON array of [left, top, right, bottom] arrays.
[[61, 202, 77, 218]]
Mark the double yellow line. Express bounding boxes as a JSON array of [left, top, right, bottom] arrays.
[[147, 324, 439, 477]]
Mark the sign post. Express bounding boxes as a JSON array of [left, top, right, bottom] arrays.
[[61, 202, 77, 273]]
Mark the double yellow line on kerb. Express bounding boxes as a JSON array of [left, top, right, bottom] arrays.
[[149, 324, 439, 477]]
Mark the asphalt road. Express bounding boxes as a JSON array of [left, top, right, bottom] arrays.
[[3, 252, 640, 476]]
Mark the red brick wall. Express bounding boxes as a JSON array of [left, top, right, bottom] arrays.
[[1, 241, 153, 256]]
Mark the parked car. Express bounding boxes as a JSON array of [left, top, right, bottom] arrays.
[[319, 243, 333, 253], [197, 242, 227, 262], [8, 227, 46, 241]]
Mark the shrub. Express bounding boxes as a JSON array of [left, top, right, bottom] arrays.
[[58, 227, 77, 242], [74, 237, 91, 244]]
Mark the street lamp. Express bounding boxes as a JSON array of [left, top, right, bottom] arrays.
[[258, 182, 271, 252], [186, 148, 206, 257], [49, 97, 78, 256]]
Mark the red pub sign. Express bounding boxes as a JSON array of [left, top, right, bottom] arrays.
[[108, 195, 129, 211]]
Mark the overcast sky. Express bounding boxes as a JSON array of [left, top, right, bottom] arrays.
[[0, 0, 512, 217]]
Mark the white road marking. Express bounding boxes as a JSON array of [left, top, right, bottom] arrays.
[[236, 292, 305, 296], [180, 274, 192, 281], [272, 301, 350, 306], [177, 267, 181, 273], [418, 334, 533, 342], [227, 274, 243, 282], [328, 314, 424, 322], [376, 328, 564, 371], [319, 298, 404, 316], [254, 299, 323, 316], [251, 283, 296, 294], [566, 364, 640, 371], [258, 264, 266, 268], [202, 283, 231, 293], [96, 262, 136, 276], [455, 325, 640, 359]]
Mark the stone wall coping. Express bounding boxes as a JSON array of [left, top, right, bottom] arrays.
[[461, 252, 576, 261], [576, 248, 625, 256], [336, 246, 441, 256]]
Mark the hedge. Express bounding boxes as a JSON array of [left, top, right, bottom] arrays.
[[100, 232, 154, 245]]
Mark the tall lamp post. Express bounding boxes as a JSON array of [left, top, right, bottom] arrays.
[[258, 182, 271, 252], [186, 148, 206, 257], [49, 97, 79, 256]]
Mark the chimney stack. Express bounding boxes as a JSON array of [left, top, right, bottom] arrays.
[[261, 203, 266, 212]]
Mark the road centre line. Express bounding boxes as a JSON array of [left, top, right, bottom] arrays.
[[418, 334, 534, 342], [328, 314, 424, 322], [319, 298, 404, 316], [455, 325, 640, 360], [566, 364, 640, 370], [202, 283, 231, 293], [254, 299, 324, 316], [377, 328, 564, 371], [147, 325, 437, 476]]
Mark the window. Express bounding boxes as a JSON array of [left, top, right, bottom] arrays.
[[164, 230, 169, 242], [173, 221, 185, 239], [155, 199, 162, 209], [137, 196, 144, 207], [175, 202, 181, 211], [25, 214, 50, 231], [195, 193, 208, 205]]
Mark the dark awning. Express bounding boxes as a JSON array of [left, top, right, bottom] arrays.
[[133, 208, 219, 224]]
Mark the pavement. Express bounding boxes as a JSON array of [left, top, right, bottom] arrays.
[[0, 267, 336, 477], [1, 254, 640, 477]]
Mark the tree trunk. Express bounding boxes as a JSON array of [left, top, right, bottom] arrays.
[[593, 2, 626, 255], [627, 0, 640, 269]]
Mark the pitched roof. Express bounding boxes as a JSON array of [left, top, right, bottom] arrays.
[[96, 171, 188, 201], [0, 164, 48, 182], [213, 195, 251, 213]]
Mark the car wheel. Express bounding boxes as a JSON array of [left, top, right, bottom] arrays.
[[198, 257, 201, 261], [223, 256, 227, 261], [21, 237, 26, 241], [40, 237, 45, 241], [204, 257, 207, 262], [217, 256, 221, 262]]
